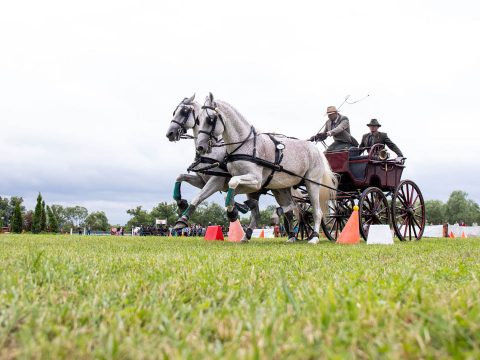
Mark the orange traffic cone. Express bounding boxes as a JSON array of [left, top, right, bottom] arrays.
[[259, 229, 265, 238], [336, 205, 360, 244], [227, 220, 245, 242], [461, 231, 467, 238], [449, 231, 455, 238]]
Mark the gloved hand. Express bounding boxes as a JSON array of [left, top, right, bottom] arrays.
[[308, 135, 316, 142], [395, 156, 404, 163], [316, 132, 328, 141]]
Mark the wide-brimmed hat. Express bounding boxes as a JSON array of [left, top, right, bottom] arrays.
[[326, 106, 337, 114], [366, 119, 381, 127]]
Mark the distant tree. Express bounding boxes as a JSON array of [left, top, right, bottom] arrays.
[[258, 205, 277, 227], [0, 196, 7, 227], [85, 211, 110, 231], [126, 206, 152, 229], [0, 196, 25, 228], [64, 206, 88, 228], [150, 202, 178, 226], [445, 191, 480, 225], [32, 193, 43, 233], [47, 205, 59, 233], [51, 205, 68, 230], [10, 202, 23, 233], [190, 202, 228, 227], [24, 210, 33, 232], [40, 200, 47, 231], [425, 200, 446, 224]]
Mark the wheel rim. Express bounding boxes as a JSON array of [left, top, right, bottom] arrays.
[[321, 197, 354, 242], [359, 187, 390, 240], [392, 180, 425, 241]]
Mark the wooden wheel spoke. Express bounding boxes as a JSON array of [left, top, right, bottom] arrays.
[[409, 185, 415, 206], [396, 193, 408, 208], [411, 204, 423, 212], [411, 215, 422, 230], [400, 186, 408, 205]]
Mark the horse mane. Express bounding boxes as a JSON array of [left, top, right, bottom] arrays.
[[215, 100, 258, 131]]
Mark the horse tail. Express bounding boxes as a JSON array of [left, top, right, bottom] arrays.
[[318, 152, 337, 218]]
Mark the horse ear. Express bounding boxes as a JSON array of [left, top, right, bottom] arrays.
[[187, 93, 195, 103], [209, 92, 214, 103]]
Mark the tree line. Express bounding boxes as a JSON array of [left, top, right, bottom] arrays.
[[425, 190, 480, 225], [2, 190, 478, 234], [1, 193, 110, 233]]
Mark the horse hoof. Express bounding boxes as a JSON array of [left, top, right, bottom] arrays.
[[174, 220, 188, 230], [308, 237, 320, 244], [240, 239, 249, 244], [286, 237, 296, 243]]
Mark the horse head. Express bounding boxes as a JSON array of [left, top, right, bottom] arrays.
[[165, 93, 199, 142], [196, 92, 225, 154]]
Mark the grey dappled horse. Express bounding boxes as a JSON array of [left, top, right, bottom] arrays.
[[196, 93, 337, 244], [166, 95, 265, 239]]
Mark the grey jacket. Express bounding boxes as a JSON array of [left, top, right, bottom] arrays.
[[322, 114, 358, 145]]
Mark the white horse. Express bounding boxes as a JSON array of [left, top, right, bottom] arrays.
[[166, 95, 270, 240], [196, 93, 337, 244]]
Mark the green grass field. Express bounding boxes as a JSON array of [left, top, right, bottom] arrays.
[[1, 235, 479, 359]]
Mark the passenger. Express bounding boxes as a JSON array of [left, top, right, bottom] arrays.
[[309, 106, 358, 152], [359, 119, 404, 159]]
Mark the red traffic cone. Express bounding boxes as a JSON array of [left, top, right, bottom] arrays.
[[449, 231, 455, 238], [204, 225, 224, 241], [227, 220, 245, 242], [336, 205, 360, 244], [461, 231, 467, 238]]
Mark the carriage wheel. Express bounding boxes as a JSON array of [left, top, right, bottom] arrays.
[[391, 180, 425, 241], [359, 187, 390, 240], [321, 197, 355, 242], [293, 201, 315, 240]]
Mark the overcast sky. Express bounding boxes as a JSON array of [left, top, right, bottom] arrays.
[[1, 0, 479, 224]]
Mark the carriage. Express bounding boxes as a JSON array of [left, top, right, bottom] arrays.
[[294, 144, 426, 242]]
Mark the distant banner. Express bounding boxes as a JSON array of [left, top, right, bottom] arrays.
[[423, 225, 444, 238], [448, 225, 480, 237], [423, 225, 480, 238], [251, 228, 275, 239], [156, 219, 167, 225]]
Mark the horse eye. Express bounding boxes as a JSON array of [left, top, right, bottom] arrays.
[[208, 115, 217, 124], [181, 107, 190, 116]]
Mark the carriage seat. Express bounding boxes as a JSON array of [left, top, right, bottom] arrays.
[[348, 147, 368, 161], [347, 147, 368, 179]]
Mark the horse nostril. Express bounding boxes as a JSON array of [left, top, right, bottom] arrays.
[[197, 146, 204, 153], [166, 131, 173, 138]]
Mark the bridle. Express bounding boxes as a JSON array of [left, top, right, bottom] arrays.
[[169, 99, 198, 140], [198, 103, 255, 156], [198, 104, 226, 147]]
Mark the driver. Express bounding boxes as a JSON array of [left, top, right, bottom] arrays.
[[359, 119, 404, 159], [309, 106, 358, 151]]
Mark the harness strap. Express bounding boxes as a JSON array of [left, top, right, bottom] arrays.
[[261, 134, 284, 189]]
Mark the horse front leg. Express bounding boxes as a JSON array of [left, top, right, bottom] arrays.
[[174, 176, 227, 229], [173, 174, 206, 216], [241, 193, 261, 242], [225, 174, 261, 211], [272, 189, 297, 243]]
